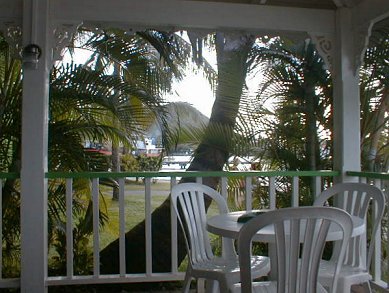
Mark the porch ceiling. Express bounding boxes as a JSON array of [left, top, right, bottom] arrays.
[[0, 0, 386, 38]]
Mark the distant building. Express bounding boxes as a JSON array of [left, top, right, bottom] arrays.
[[133, 138, 163, 157], [84, 140, 112, 155]]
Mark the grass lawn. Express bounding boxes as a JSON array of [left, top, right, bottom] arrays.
[[48, 180, 222, 279], [99, 180, 172, 249], [98, 180, 221, 260], [97, 180, 221, 275]]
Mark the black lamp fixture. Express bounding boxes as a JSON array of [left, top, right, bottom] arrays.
[[22, 44, 42, 69]]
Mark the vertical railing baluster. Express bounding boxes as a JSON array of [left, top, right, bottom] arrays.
[[170, 177, 178, 274], [220, 176, 230, 261], [245, 176, 252, 211], [373, 179, 382, 282], [0, 179, 2, 280], [145, 177, 152, 275], [268, 176, 276, 280], [119, 178, 126, 277], [269, 176, 276, 209], [32, 172, 348, 286], [221, 177, 228, 201], [292, 176, 299, 207], [386, 178, 389, 290], [65, 178, 73, 278], [387, 181, 389, 290], [314, 176, 321, 198], [92, 178, 100, 277]]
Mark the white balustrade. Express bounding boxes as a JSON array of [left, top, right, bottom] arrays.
[[0, 172, 387, 290]]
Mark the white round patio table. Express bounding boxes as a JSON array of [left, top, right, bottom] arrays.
[[206, 209, 365, 243]]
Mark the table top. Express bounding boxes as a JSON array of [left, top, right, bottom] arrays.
[[206, 209, 365, 243]]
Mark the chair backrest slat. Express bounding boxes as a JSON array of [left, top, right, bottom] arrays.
[[171, 183, 237, 267], [288, 219, 299, 292], [314, 182, 385, 269]]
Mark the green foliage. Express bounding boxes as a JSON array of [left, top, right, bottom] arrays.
[[251, 38, 332, 172], [73, 29, 197, 155], [120, 153, 140, 171], [137, 155, 162, 171], [47, 178, 109, 276], [50, 223, 94, 276], [241, 38, 333, 205], [0, 27, 190, 278], [0, 34, 23, 277], [360, 26, 389, 172]]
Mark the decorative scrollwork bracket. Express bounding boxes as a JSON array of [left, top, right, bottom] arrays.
[[0, 21, 23, 59], [52, 22, 83, 62], [353, 21, 373, 72], [309, 33, 334, 72]]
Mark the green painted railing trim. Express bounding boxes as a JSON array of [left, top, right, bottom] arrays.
[[0, 170, 341, 180], [45, 170, 339, 179], [4, 170, 388, 180], [347, 171, 389, 180], [0, 172, 19, 179]]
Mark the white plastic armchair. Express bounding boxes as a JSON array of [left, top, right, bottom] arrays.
[[313, 182, 386, 293], [232, 206, 353, 293], [171, 183, 270, 292]]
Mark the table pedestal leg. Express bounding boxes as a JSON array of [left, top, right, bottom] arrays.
[[268, 244, 278, 280]]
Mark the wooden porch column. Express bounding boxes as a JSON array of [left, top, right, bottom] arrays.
[[20, 0, 51, 292], [332, 8, 361, 182]]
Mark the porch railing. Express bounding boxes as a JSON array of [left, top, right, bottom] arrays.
[[0, 170, 388, 290], [347, 171, 389, 291]]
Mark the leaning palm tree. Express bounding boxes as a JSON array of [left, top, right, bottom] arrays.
[[185, 33, 256, 184], [99, 31, 262, 276]]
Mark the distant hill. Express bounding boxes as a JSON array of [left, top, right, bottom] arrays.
[[147, 102, 209, 140]]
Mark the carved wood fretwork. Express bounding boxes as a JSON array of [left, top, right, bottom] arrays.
[[309, 34, 333, 71]]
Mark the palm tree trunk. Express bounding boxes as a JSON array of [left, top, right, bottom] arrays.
[[100, 32, 255, 275], [186, 33, 255, 185], [367, 88, 389, 171], [111, 143, 120, 200], [112, 63, 121, 200], [304, 84, 319, 194]]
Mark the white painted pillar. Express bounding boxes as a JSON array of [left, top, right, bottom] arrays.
[[20, 0, 51, 292], [332, 8, 361, 182]]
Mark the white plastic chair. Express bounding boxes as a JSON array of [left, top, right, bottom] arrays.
[[232, 206, 353, 293], [313, 182, 386, 293], [171, 183, 270, 292]]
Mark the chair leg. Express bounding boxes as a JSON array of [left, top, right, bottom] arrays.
[[218, 278, 230, 293], [198, 278, 206, 293], [182, 271, 192, 293], [204, 279, 219, 293], [362, 281, 372, 293]]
